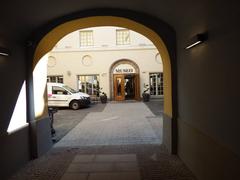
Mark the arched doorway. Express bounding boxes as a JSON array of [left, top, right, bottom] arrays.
[[29, 11, 176, 155], [110, 59, 140, 101]]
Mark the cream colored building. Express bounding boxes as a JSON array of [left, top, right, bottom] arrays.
[[47, 26, 163, 100]]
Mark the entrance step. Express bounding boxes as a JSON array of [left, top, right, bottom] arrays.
[[61, 154, 141, 180]]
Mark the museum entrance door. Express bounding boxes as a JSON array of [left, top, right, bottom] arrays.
[[114, 74, 139, 101], [111, 60, 140, 101], [114, 74, 125, 101]]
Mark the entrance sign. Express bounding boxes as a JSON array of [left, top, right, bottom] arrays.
[[113, 64, 136, 74]]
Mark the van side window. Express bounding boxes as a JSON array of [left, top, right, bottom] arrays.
[[52, 86, 68, 95]]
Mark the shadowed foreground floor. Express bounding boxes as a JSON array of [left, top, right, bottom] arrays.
[[10, 101, 196, 180], [10, 144, 196, 180]]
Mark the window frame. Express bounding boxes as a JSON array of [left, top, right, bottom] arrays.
[[47, 75, 64, 83], [116, 29, 131, 45], [79, 30, 94, 47], [149, 72, 164, 97], [52, 86, 69, 95], [78, 74, 100, 96]]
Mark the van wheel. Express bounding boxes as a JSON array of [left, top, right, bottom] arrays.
[[70, 100, 80, 110]]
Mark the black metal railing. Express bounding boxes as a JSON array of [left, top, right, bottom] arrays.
[[48, 107, 58, 137]]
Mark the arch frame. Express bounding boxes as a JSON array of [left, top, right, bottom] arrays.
[[109, 59, 140, 100], [28, 9, 177, 155]]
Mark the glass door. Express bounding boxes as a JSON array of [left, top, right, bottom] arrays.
[[78, 75, 99, 96], [124, 75, 135, 100], [114, 75, 125, 101], [149, 73, 163, 98]]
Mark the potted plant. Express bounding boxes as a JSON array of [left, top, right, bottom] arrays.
[[142, 84, 150, 102], [98, 87, 107, 103]]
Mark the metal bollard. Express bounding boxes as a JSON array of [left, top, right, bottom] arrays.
[[48, 107, 58, 136]]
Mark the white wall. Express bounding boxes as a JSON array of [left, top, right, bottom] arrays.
[[48, 48, 162, 96], [48, 26, 162, 97], [55, 31, 79, 49], [54, 26, 154, 50]]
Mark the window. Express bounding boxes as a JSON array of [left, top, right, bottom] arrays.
[[52, 86, 68, 95], [63, 85, 77, 93], [116, 29, 130, 45], [79, 30, 93, 46], [78, 75, 100, 96], [47, 75, 63, 83], [149, 73, 163, 96]]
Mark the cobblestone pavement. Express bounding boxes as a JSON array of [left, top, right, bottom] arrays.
[[52, 103, 106, 142], [144, 99, 164, 117], [55, 102, 163, 147]]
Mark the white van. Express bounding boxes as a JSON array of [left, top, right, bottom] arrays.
[[47, 83, 91, 110]]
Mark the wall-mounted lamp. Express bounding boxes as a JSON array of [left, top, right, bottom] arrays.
[[0, 47, 11, 56], [185, 33, 208, 49], [67, 70, 71, 76]]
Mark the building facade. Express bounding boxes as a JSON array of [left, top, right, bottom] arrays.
[[47, 26, 163, 100]]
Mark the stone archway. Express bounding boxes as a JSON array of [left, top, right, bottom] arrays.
[[33, 16, 172, 118], [30, 12, 176, 155]]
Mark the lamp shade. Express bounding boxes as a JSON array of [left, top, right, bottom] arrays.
[[185, 33, 208, 49], [0, 47, 11, 56]]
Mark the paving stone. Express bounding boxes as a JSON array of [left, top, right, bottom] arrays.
[[72, 155, 95, 163], [66, 163, 114, 173], [55, 102, 162, 147], [88, 172, 141, 180], [53, 103, 107, 143], [114, 162, 139, 171], [95, 154, 137, 162], [60, 173, 88, 180]]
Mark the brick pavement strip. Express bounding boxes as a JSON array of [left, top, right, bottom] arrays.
[[61, 173, 88, 180], [94, 154, 137, 162], [66, 162, 114, 173], [63, 153, 140, 180], [88, 172, 141, 180], [72, 155, 95, 163]]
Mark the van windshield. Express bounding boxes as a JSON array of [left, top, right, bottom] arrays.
[[63, 85, 77, 93]]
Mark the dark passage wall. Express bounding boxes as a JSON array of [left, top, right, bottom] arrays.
[[0, 127, 30, 180], [0, 36, 30, 179], [176, 1, 240, 179]]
